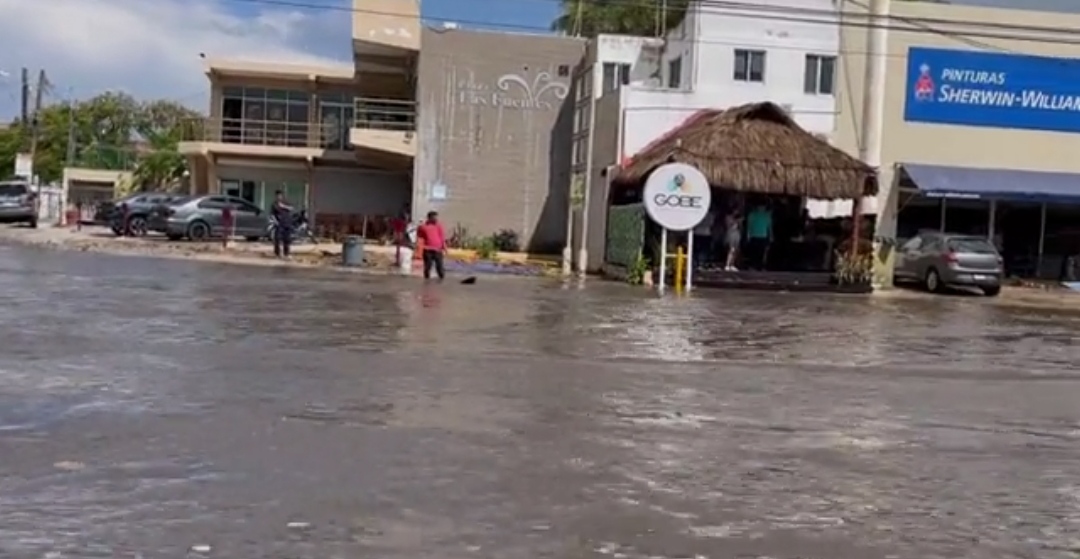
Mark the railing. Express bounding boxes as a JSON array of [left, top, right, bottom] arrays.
[[181, 117, 346, 149], [353, 98, 415, 131]]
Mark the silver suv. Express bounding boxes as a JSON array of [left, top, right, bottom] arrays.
[[0, 181, 37, 228]]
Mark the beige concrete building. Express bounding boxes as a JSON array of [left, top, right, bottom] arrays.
[[179, 0, 420, 236], [836, 0, 1080, 284], [179, 0, 582, 249]]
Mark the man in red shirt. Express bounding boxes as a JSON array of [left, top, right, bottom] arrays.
[[416, 211, 446, 280]]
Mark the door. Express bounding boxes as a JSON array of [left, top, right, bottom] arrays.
[[229, 197, 265, 237], [894, 236, 923, 280], [195, 196, 230, 235]]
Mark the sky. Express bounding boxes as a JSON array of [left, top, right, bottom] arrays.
[[0, 0, 1072, 119]]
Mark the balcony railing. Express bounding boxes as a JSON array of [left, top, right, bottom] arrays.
[[353, 98, 415, 131], [181, 117, 352, 150]]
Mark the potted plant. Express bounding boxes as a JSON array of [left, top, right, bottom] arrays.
[[832, 250, 874, 292]]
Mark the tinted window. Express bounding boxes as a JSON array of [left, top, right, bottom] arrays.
[[900, 237, 922, 252], [948, 237, 997, 254], [0, 183, 29, 196], [197, 196, 231, 209]]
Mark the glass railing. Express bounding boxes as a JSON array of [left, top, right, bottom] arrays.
[[353, 98, 415, 131], [181, 117, 336, 148]]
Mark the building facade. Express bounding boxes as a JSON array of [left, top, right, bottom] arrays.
[[178, 0, 580, 250], [835, 0, 1080, 285], [413, 28, 584, 252], [572, 0, 842, 271]]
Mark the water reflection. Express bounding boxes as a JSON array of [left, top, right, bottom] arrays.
[[1, 246, 1079, 558]]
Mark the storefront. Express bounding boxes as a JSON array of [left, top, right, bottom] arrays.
[[834, 0, 1080, 286]]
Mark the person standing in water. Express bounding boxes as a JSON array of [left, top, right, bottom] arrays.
[[417, 211, 446, 280]]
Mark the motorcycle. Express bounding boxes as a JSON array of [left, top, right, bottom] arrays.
[[267, 209, 318, 244]]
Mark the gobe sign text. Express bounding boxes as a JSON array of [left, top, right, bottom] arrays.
[[642, 163, 711, 231]]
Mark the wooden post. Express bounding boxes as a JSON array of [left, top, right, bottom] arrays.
[[849, 197, 861, 256]]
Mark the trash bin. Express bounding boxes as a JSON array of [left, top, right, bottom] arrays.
[[342, 236, 364, 267]]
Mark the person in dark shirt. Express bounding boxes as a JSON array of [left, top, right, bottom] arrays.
[[271, 190, 293, 259]]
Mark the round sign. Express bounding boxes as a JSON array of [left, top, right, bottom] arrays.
[[642, 163, 711, 231]]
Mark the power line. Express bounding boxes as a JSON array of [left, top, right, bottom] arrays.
[[212, 0, 1080, 49]]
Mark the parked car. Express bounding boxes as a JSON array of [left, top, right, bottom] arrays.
[[893, 231, 1003, 296], [95, 193, 187, 236], [0, 181, 37, 228], [147, 195, 269, 241]]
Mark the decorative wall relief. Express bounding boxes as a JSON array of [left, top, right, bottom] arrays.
[[457, 71, 570, 111]]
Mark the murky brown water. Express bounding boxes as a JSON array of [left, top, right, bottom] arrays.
[[1, 243, 1078, 558]]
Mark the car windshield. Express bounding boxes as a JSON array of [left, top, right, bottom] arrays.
[[0, 183, 28, 196], [948, 237, 997, 254], [166, 196, 193, 205]]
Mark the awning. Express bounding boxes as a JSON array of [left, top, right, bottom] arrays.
[[902, 163, 1080, 204]]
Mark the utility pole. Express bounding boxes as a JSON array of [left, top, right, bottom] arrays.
[[858, 0, 890, 285], [28, 69, 47, 228], [20, 67, 29, 128]]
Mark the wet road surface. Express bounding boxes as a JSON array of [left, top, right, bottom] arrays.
[[1, 243, 1078, 558]]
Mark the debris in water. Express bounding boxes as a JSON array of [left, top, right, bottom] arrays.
[[53, 461, 85, 471], [287, 521, 311, 529], [190, 544, 211, 553]]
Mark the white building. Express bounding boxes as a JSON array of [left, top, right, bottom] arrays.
[[570, 0, 842, 271]]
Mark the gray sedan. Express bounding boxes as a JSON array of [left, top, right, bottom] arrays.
[[147, 195, 270, 241], [894, 232, 1003, 296]]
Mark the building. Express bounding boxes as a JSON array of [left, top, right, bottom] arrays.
[[835, 0, 1080, 285], [179, 0, 582, 250], [572, 0, 841, 271], [412, 28, 584, 252]]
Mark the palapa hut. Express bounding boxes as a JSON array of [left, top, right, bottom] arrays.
[[612, 102, 876, 199], [604, 102, 877, 287]]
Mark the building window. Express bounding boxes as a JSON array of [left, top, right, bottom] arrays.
[[602, 62, 631, 93], [318, 93, 355, 150], [733, 49, 766, 82], [573, 138, 586, 166], [558, 64, 570, 77], [577, 66, 593, 101], [803, 54, 836, 95], [667, 57, 682, 89], [220, 87, 309, 147]]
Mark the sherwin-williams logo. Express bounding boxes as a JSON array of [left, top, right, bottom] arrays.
[[914, 63, 935, 101]]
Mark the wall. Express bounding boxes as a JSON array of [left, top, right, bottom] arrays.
[[583, 92, 623, 271], [312, 168, 409, 216], [680, 0, 838, 133], [835, 1, 1080, 241], [413, 28, 586, 252]]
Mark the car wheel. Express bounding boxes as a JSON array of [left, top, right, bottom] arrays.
[[27, 217, 37, 229], [187, 220, 211, 241], [128, 216, 148, 236], [982, 285, 1001, 297], [924, 268, 942, 293]]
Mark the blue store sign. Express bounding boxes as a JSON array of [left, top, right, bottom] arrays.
[[904, 46, 1080, 134]]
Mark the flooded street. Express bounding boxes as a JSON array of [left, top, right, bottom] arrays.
[[1, 243, 1078, 559]]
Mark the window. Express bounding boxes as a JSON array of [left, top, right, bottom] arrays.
[[219, 87, 310, 147], [667, 57, 682, 89], [198, 196, 232, 210], [733, 49, 766, 82], [558, 64, 570, 77], [319, 92, 355, 150], [601, 62, 631, 92], [573, 138, 586, 166], [804, 55, 836, 95]]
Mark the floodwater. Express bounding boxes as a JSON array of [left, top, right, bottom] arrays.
[[0, 243, 1078, 559]]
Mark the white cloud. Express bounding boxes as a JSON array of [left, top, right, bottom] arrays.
[[0, 0, 352, 115]]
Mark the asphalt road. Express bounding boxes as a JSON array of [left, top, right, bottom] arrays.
[[1, 243, 1078, 558]]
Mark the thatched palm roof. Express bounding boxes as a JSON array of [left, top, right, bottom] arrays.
[[614, 102, 876, 199]]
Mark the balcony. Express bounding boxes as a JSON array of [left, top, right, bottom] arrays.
[[177, 117, 356, 160], [350, 98, 416, 158]]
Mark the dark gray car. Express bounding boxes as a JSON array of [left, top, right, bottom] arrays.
[[0, 181, 37, 228], [894, 232, 1003, 296], [97, 193, 187, 236], [147, 195, 269, 241]]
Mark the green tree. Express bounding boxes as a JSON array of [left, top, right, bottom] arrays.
[[0, 93, 201, 187], [551, 0, 689, 37]]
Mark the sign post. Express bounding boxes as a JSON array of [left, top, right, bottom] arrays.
[[642, 163, 711, 293]]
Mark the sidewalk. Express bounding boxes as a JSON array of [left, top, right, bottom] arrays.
[[0, 225, 398, 272]]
